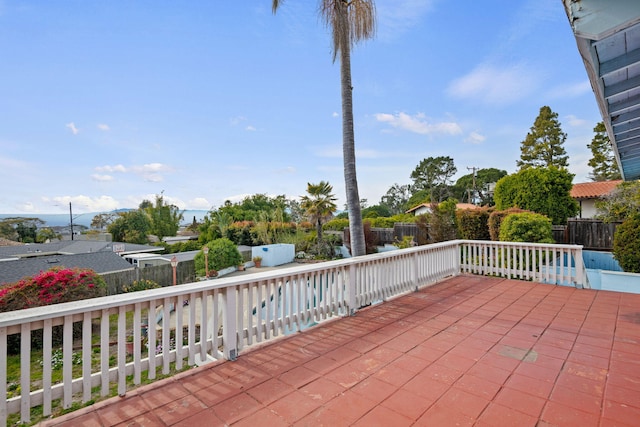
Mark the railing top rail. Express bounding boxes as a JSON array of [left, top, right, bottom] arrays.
[[457, 240, 583, 250]]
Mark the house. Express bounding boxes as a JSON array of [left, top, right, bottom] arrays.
[[570, 180, 621, 219], [0, 241, 163, 285], [0, 251, 134, 285], [406, 202, 481, 216]]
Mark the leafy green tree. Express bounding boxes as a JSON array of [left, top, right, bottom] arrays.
[[107, 210, 151, 243], [380, 183, 411, 215], [494, 167, 578, 225], [406, 189, 431, 210], [410, 156, 457, 203], [0, 217, 43, 241], [300, 181, 338, 249], [16, 222, 37, 243], [517, 106, 569, 170], [588, 121, 621, 181], [362, 204, 391, 218], [91, 212, 118, 230], [595, 180, 640, 222], [452, 168, 507, 206], [216, 194, 290, 222], [142, 194, 183, 241], [36, 227, 59, 243], [272, 0, 376, 257]]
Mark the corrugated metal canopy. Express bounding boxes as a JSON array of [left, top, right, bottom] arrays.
[[563, 0, 640, 181]]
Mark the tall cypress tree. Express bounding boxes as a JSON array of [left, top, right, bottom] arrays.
[[588, 121, 621, 181], [517, 106, 569, 170]]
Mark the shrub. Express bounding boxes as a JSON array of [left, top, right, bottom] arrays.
[[488, 207, 529, 241], [195, 238, 243, 276], [323, 218, 349, 231], [225, 221, 254, 245], [498, 212, 554, 243], [612, 214, 640, 273], [456, 208, 492, 240], [0, 267, 107, 313], [122, 279, 160, 293]]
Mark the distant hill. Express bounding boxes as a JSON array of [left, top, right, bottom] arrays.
[[0, 210, 209, 228]]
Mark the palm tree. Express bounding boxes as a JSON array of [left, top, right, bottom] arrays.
[[272, 0, 375, 257], [300, 181, 338, 248]]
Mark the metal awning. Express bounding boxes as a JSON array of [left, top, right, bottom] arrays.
[[562, 0, 640, 181]]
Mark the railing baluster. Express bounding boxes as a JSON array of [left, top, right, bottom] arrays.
[[0, 326, 7, 427], [20, 323, 31, 422], [42, 319, 52, 416], [82, 312, 92, 403]]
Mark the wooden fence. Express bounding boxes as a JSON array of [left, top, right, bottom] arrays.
[[553, 219, 621, 251], [101, 260, 196, 295]]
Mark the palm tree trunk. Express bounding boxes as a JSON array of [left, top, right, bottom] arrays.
[[338, 3, 366, 257]]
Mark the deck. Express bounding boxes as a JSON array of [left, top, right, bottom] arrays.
[[38, 275, 640, 427]]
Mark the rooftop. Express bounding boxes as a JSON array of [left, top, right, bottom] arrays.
[[570, 180, 622, 200], [39, 275, 640, 427]]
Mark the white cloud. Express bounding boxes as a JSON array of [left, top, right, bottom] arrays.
[[97, 123, 110, 131], [136, 163, 171, 173], [246, 125, 256, 131], [51, 195, 119, 213], [374, 112, 462, 135], [448, 63, 538, 105], [564, 114, 587, 127], [188, 197, 211, 210], [332, 112, 339, 118], [465, 132, 486, 144], [66, 122, 79, 135], [91, 174, 113, 182], [96, 164, 126, 173]]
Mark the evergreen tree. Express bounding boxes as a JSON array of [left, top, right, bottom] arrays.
[[410, 156, 457, 203], [588, 121, 621, 181], [517, 106, 569, 170]]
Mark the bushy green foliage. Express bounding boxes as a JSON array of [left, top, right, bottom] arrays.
[[195, 238, 242, 276], [0, 267, 107, 313], [595, 180, 640, 222], [612, 214, 640, 273], [122, 279, 160, 293], [494, 167, 578, 224], [323, 218, 350, 231], [225, 221, 254, 245], [456, 208, 492, 240], [108, 210, 151, 244], [498, 212, 554, 243], [488, 207, 529, 241]]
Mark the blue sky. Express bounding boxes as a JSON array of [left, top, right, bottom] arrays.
[[0, 0, 601, 215]]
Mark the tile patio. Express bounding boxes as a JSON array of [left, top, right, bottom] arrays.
[[38, 275, 640, 426]]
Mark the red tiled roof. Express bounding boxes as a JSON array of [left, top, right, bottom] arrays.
[[406, 203, 481, 214], [570, 180, 622, 199]]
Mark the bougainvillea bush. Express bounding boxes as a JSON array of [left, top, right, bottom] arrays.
[[0, 267, 107, 313]]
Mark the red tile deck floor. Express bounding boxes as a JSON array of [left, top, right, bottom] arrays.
[[38, 275, 640, 427]]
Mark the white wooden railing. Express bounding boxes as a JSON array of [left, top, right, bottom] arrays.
[[0, 240, 585, 425]]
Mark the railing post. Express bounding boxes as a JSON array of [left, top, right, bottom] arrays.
[[347, 262, 357, 315], [574, 246, 587, 289], [223, 286, 238, 361]]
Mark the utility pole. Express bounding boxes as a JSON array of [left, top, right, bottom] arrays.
[[69, 202, 74, 240], [467, 167, 478, 205]]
